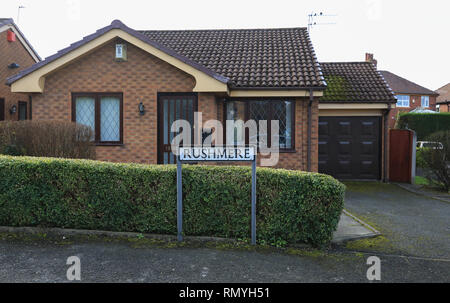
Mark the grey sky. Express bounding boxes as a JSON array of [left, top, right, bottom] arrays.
[[3, 0, 449, 90]]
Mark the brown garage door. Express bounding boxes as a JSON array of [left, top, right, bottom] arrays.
[[319, 116, 381, 180]]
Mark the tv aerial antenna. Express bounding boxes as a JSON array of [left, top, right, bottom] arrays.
[[307, 12, 337, 33], [17, 5, 26, 24]]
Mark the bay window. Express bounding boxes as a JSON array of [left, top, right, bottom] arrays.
[[225, 99, 294, 150], [72, 93, 123, 144]]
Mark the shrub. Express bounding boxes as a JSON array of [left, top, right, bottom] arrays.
[[0, 120, 95, 159], [420, 130, 450, 192], [396, 113, 450, 140], [416, 148, 426, 169], [0, 156, 345, 247]]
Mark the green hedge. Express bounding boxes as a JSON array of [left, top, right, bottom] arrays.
[[0, 156, 345, 247], [396, 113, 450, 140]]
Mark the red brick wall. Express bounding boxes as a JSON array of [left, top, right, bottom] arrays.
[[209, 97, 319, 172], [0, 30, 36, 120], [30, 39, 318, 172], [389, 94, 437, 128], [276, 98, 319, 171], [438, 103, 449, 113], [32, 40, 195, 164]]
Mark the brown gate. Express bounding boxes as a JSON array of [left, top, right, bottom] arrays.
[[389, 129, 415, 183]]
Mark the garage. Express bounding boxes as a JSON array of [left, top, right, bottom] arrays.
[[318, 116, 381, 180], [318, 62, 398, 181]]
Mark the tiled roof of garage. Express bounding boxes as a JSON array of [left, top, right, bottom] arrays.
[[320, 62, 397, 103], [139, 28, 327, 89]]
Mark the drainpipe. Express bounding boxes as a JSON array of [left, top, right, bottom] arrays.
[[383, 104, 392, 182], [307, 89, 313, 172]]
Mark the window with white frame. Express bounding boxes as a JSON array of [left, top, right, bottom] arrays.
[[396, 95, 410, 107], [421, 96, 429, 108]]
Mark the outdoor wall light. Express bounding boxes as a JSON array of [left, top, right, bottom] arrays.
[[10, 105, 17, 114], [8, 62, 20, 69], [139, 102, 145, 115]]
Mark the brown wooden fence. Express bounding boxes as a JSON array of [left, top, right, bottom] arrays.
[[389, 129, 416, 183]]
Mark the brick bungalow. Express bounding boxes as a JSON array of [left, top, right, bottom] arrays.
[[0, 18, 40, 121], [6, 20, 395, 180]]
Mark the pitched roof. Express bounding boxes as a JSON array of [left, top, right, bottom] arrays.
[[7, 20, 326, 90], [0, 18, 14, 27], [139, 28, 326, 89], [436, 83, 450, 104], [0, 18, 41, 61], [7, 20, 225, 86], [319, 62, 396, 103], [379, 70, 438, 96]]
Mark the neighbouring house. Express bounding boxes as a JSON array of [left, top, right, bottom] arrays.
[[375, 65, 439, 128], [436, 83, 450, 113], [0, 18, 40, 121], [6, 20, 395, 180]]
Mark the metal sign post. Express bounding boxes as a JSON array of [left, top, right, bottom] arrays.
[[176, 146, 257, 245]]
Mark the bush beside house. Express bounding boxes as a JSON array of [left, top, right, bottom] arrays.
[[0, 121, 95, 159], [396, 113, 450, 140], [0, 156, 345, 247], [418, 131, 450, 192]]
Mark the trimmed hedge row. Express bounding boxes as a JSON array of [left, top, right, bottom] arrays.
[[0, 156, 345, 246], [396, 113, 450, 140]]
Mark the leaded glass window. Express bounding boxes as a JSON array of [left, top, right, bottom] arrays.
[[225, 100, 294, 150], [73, 93, 122, 144]]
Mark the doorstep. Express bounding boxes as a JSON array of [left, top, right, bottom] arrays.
[[331, 210, 380, 244]]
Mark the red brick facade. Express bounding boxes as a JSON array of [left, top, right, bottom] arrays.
[[438, 103, 450, 113], [0, 30, 36, 121], [30, 40, 319, 171], [389, 94, 437, 128]]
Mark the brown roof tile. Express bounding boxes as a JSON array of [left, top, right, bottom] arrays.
[[7, 20, 326, 90], [436, 83, 450, 104], [320, 62, 396, 103], [139, 28, 326, 89], [379, 70, 438, 96]]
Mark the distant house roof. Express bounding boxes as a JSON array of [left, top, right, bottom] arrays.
[[436, 83, 450, 104], [379, 70, 438, 96], [0, 18, 41, 62], [319, 62, 396, 103], [140, 28, 326, 89], [7, 20, 326, 90]]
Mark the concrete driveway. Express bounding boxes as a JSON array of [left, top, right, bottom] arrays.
[[344, 182, 450, 259]]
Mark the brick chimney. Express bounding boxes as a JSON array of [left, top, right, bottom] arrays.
[[365, 53, 378, 68]]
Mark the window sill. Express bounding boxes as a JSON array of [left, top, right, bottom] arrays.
[[257, 149, 296, 153], [278, 149, 297, 153], [95, 143, 124, 147]]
